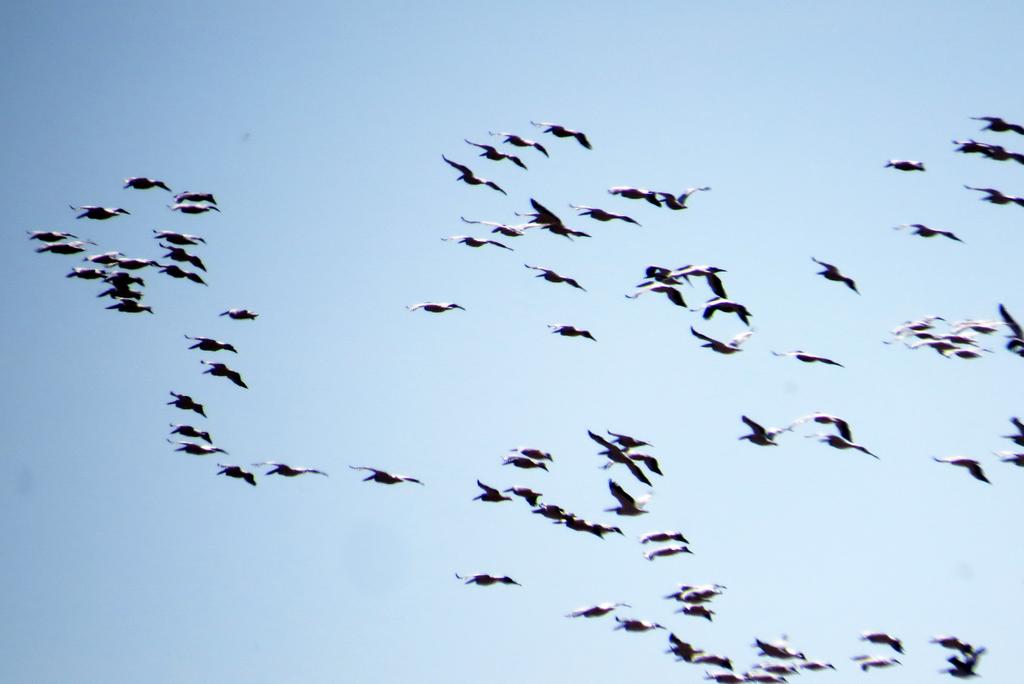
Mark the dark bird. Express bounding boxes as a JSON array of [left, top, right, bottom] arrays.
[[690, 327, 752, 354], [35, 241, 92, 255], [807, 433, 877, 458], [185, 335, 237, 353], [699, 298, 752, 326], [503, 486, 542, 506], [349, 466, 423, 485], [160, 264, 207, 285], [168, 392, 206, 417], [217, 464, 256, 486], [464, 139, 527, 169], [613, 617, 666, 632], [1004, 417, 1024, 446], [628, 452, 663, 476], [998, 304, 1024, 356], [502, 455, 548, 471], [407, 302, 465, 313], [71, 205, 130, 220], [627, 283, 687, 307], [570, 204, 641, 226], [220, 308, 258, 320], [474, 480, 512, 502], [115, 257, 162, 271], [885, 159, 925, 171], [489, 131, 548, 156], [104, 271, 144, 288], [201, 360, 248, 388], [442, 156, 507, 194], [587, 430, 652, 485], [607, 430, 650, 450], [441, 235, 513, 250], [944, 647, 985, 678], [170, 424, 212, 444], [789, 412, 854, 441], [772, 350, 844, 367], [169, 440, 226, 456], [812, 257, 859, 293], [673, 265, 728, 298], [106, 299, 153, 314], [608, 186, 661, 206], [531, 120, 591, 149], [931, 636, 975, 656], [160, 244, 207, 271], [693, 654, 733, 670], [667, 633, 702, 662], [97, 285, 144, 301], [972, 115, 1024, 135], [170, 203, 220, 214], [28, 230, 80, 243], [174, 191, 217, 204], [455, 573, 520, 586], [606, 479, 650, 516], [256, 462, 328, 477], [525, 264, 586, 290], [679, 605, 713, 621], [82, 251, 125, 265], [894, 223, 964, 242], [861, 632, 904, 654], [566, 602, 630, 618], [933, 456, 991, 483], [739, 415, 787, 446], [549, 324, 596, 341], [656, 186, 711, 210], [124, 177, 171, 191], [66, 267, 109, 280], [963, 185, 1024, 207], [153, 230, 205, 246], [640, 530, 689, 544]]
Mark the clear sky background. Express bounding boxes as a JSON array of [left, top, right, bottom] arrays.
[[3, 2, 1023, 682]]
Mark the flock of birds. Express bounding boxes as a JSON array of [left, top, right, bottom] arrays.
[[29, 114, 1024, 681]]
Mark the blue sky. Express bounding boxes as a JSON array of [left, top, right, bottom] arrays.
[[3, 2, 1023, 682]]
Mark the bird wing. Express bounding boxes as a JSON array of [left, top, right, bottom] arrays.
[[588, 429, 617, 451], [690, 327, 718, 345], [442, 155, 473, 176], [742, 415, 767, 436], [608, 479, 635, 508], [999, 303, 1024, 338]]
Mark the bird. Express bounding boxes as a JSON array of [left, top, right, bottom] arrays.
[[159, 264, 206, 285], [256, 462, 328, 477], [160, 244, 207, 271], [963, 185, 1024, 207], [656, 186, 711, 210], [861, 632, 904, 653], [699, 298, 752, 325], [217, 464, 256, 486], [530, 121, 591, 149], [474, 480, 512, 502], [66, 267, 110, 280], [153, 230, 205, 246], [502, 486, 542, 506], [753, 638, 805, 660], [789, 412, 854, 441], [672, 265, 728, 298], [566, 602, 630, 618], [943, 648, 985, 678], [173, 191, 217, 204], [807, 433, 877, 458], [771, 350, 844, 367], [349, 466, 423, 485], [97, 285, 144, 301], [607, 430, 651, 449], [933, 456, 990, 483], [608, 186, 661, 206], [459, 216, 538, 238], [27, 230, 81, 243], [185, 335, 237, 353], [894, 223, 963, 242], [71, 205, 130, 220], [666, 633, 703, 662], [680, 605, 713, 622], [441, 156, 507, 194], [169, 440, 226, 456], [106, 299, 153, 314], [690, 327, 752, 354], [995, 450, 1024, 466], [455, 573, 520, 586], [464, 140, 527, 169], [441, 235, 513, 250], [170, 424, 212, 444], [509, 447, 553, 461], [104, 270, 144, 287], [114, 257, 162, 271], [931, 636, 975, 655], [627, 283, 687, 307], [749, 664, 799, 676], [124, 177, 171, 191], [972, 115, 1024, 134], [407, 302, 465, 313], [693, 654, 733, 670], [201, 360, 248, 388], [853, 655, 901, 672], [168, 392, 206, 417], [548, 324, 596, 341], [220, 309, 258, 320], [569, 204, 641, 225], [532, 503, 570, 522], [502, 455, 548, 471], [998, 304, 1024, 356], [588, 430, 652, 485], [799, 661, 836, 671], [999, 416, 1024, 446], [613, 617, 665, 632], [627, 452, 663, 476], [643, 545, 693, 561], [35, 241, 93, 255], [739, 415, 787, 446], [640, 530, 689, 544], [82, 251, 125, 266], [665, 584, 725, 602], [812, 257, 859, 293], [606, 479, 649, 516], [489, 131, 548, 156], [704, 672, 745, 684], [169, 203, 220, 214], [885, 159, 925, 171]]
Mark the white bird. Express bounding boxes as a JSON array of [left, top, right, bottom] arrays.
[[640, 530, 689, 544], [643, 545, 693, 561], [459, 216, 539, 238], [489, 131, 548, 156], [608, 186, 661, 206], [853, 655, 901, 672], [613, 617, 665, 632], [255, 462, 328, 477], [656, 186, 710, 210], [570, 204, 641, 225], [690, 327, 752, 354]]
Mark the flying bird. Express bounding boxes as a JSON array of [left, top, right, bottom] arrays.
[[656, 186, 711, 210], [28, 230, 81, 243], [807, 433, 877, 458], [502, 455, 548, 471], [812, 257, 859, 293], [170, 203, 220, 214], [217, 464, 256, 486], [502, 486, 542, 506], [933, 456, 990, 483], [666, 633, 703, 662], [531, 121, 591, 149], [566, 602, 630, 618], [442, 156, 507, 194], [894, 223, 963, 242], [861, 632, 904, 654], [201, 360, 247, 388], [643, 545, 693, 561], [672, 265, 728, 298], [106, 300, 153, 314], [407, 302, 465, 313], [474, 480, 512, 502], [489, 131, 548, 156], [640, 530, 689, 544], [71, 205, 130, 220], [789, 412, 854, 441], [963, 185, 1024, 207], [170, 424, 212, 444], [885, 159, 925, 171], [613, 617, 665, 632], [153, 230, 205, 246], [972, 115, 1024, 134], [441, 235, 513, 250], [459, 216, 538, 238], [169, 440, 226, 456], [548, 324, 596, 341], [35, 241, 93, 255], [185, 335, 237, 353], [608, 186, 661, 206], [699, 298, 752, 325], [464, 139, 527, 169], [998, 304, 1024, 356], [772, 350, 844, 367], [160, 244, 207, 271], [690, 327, 752, 354], [627, 283, 687, 308], [220, 308, 259, 320], [569, 204, 641, 225], [455, 573, 520, 586], [173, 191, 217, 204], [168, 392, 205, 417], [349, 466, 423, 485], [606, 479, 650, 516], [739, 415, 787, 446], [853, 655, 901, 672], [159, 264, 207, 285], [943, 647, 985, 678], [124, 177, 171, 191], [256, 462, 328, 477]]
